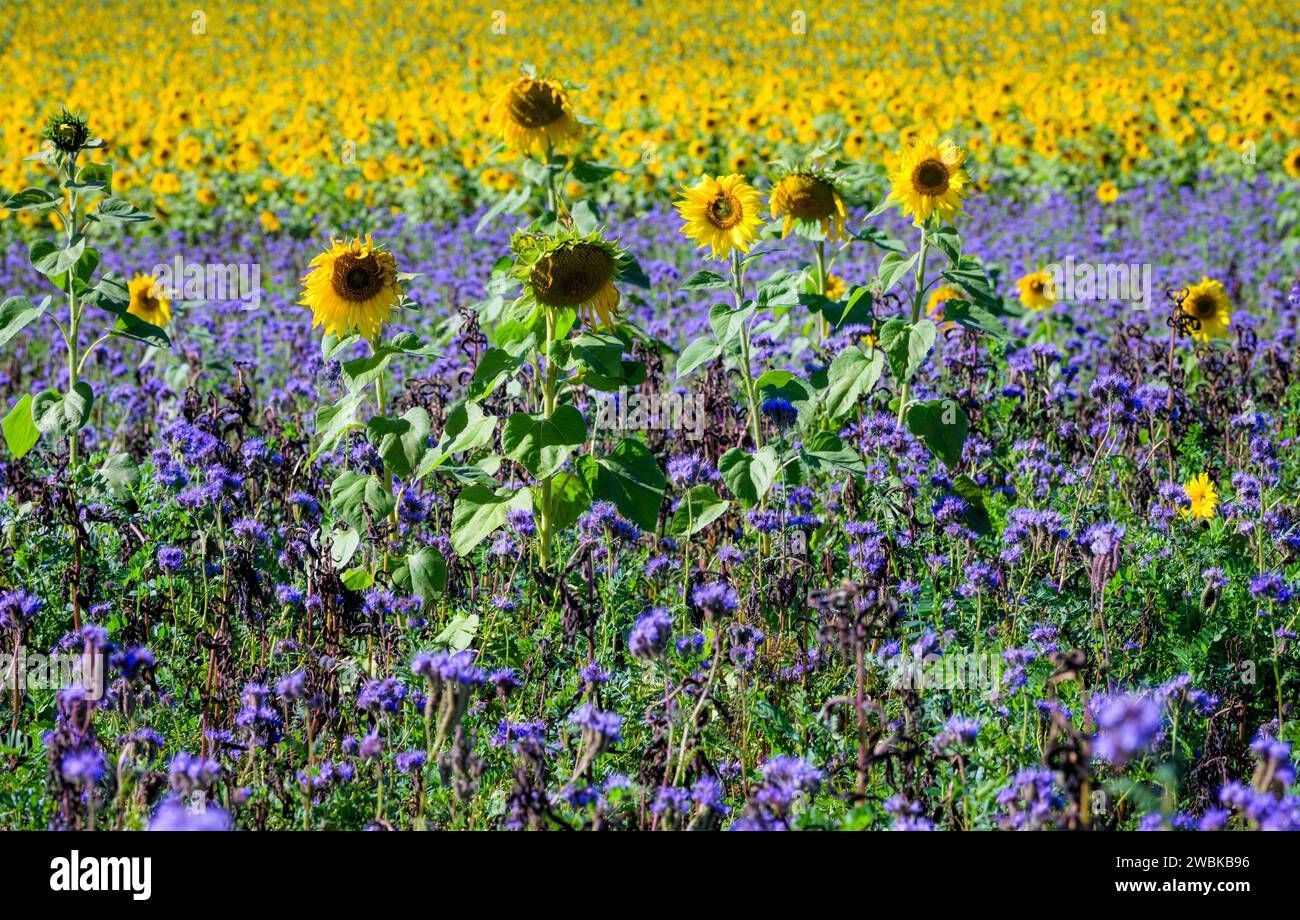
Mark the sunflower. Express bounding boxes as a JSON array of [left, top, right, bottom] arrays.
[[299, 235, 402, 341], [127, 274, 172, 327], [513, 231, 625, 330], [491, 77, 580, 155], [823, 273, 848, 301], [925, 285, 962, 323], [886, 138, 969, 223], [1096, 180, 1120, 204], [769, 171, 847, 240], [1284, 147, 1300, 180], [1016, 271, 1056, 311], [676, 174, 764, 261], [1182, 473, 1219, 520], [1178, 277, 1232, 342], [42, 108, 91, 156]]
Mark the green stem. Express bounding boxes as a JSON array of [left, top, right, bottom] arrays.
[[815, 239, 829, 343], [64, 162, 81, 468], [732, 252, 762, 450], [538, 309, 559, 570], [897, 219, 931, 426], [681, 493, 694, 602], [373, 341, 386, 418]]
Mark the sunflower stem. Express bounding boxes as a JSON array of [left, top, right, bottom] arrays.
[[373, 341, 387, 418], [896, 219, 931, 427], [815, 239, 829, 343], [64, 151, 81, 470], [538, 308, 559, 570], [732, 251, 762, 451]]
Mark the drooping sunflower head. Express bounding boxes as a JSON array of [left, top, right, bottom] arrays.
[[127, 274, 172, 328], [492, 77, 581, 155], [769, 170, 847, 240], [1016, 271, 1057, 311], [886, 138, 969, 224], [1178, 276, 1231, 343], [676, 174, 765, 261], [514, 231, 625, 330], [299, 235, 402, 341], [1182, 473, 1219, 520]]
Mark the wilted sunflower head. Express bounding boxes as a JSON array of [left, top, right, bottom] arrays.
[[676, 174, 765, 261], [516, 232, 625, 329], [492, 77, 581, 155], [886, 138, 969, 224], [1178, 277, 1231, 343], [43, 108, 91, 156], [769, 171, 847, 240], [127, 274, 172, 328], [299, 235, 402, 341]]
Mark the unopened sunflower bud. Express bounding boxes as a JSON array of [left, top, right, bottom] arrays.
[[43, 108, 91, 156]]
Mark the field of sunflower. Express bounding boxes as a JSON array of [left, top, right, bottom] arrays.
[[1, 0, 1300, 851], [2, 0, 1298, 234]]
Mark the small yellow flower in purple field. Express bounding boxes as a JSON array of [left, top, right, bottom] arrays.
[[1182, 473, 1219, 520]]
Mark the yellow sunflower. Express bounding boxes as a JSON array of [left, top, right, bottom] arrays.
[[823, 273, 848, 301], [528, 239, 623, 329], [925, 285, 962, 324], [676, 174, 764, 261], [1182, 473, 1219, 520], [1096, 180, 1120, 204], [491, 77, 581, 155], [127, 274, 172, 327], [1284, 147, 1300, 180], [299, 235, 402, 341], [1178, 277, 1232, 342], [886, 138, 969, 223], [769, 172, 847, 240], [1016, 271, 1056, 311]]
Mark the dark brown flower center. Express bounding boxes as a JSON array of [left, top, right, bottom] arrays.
[[707, 194, 741, 229], [332, 252, 385, 303], [508, 80, 566, 129], [911, 158, 950, 196], [780, 174, 838, 221], [1189, 294, 1217, 319], [531, 243, 616, 308]]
